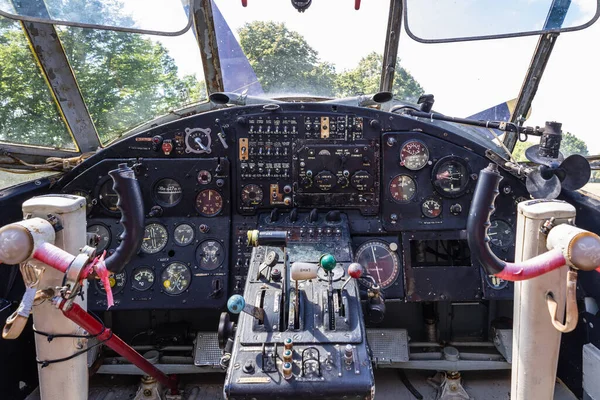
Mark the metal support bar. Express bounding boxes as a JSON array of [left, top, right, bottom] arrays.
[[504, 33, 559, 151], [21, 21, 101, 153], [193, 0, 224, 95], [379, 0, 403, 93], [60, 302, 179, 394]]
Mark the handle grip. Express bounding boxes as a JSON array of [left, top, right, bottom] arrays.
[[104, 164, 144, 273]]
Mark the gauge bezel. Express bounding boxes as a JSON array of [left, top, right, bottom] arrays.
[[141, 223, 169, 254], [421, 196, 443, 219], [160, 262, 192, 296], [197, 170, 212, 185], [240, 184, 264, 206], [87, 223, 112, 252], [388, 174, 418, 204], [95, 271, 126, 295], [153, 178, 183, 208], [131, 267, 155, 292], [174, 223, 195, 247], [196, 239, 225, 271], [96, 177, 120, 214], [488, 219, 515, 249], [195, 189, 224, 217], [431, 156, 471, 198], [354, 240, 401, 289], [400, 139, 430, 171]]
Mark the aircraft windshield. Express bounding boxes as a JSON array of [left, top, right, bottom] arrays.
[[213, 0, 417, 100]]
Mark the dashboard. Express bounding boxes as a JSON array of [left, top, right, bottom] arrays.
[[56, 103, 528, 311]]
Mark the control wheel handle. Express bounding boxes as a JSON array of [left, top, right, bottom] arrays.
[[227, 295, 245, 314]]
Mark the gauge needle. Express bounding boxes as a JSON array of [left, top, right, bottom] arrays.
[[371, 246, 382, 283]]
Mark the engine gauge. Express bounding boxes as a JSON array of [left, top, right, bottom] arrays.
[[389, 175, 417, 203], [161, 262, 191, 295], [154, 178, 182, 207], [95, 271, 126, 295], [197, 170, 212, 185], [195, 189, 223, 217], [484, 274, 508, 290], [241, 184, 263, 206], [174, 223, 195, 246], [132, 267, 155, 292], [71, 190, 93, 215], [421, 197, 442, 218], [432, 157, 470, 198], [141, 223, 169, 254], [98, 180, 119, 212], [197, 240, 225, 270], [184, 127, 212, 154], [488, 220, 515, 249], [354, 240, 400, 289], [400, 140, 430, 170], [87, 224, 111, 252]]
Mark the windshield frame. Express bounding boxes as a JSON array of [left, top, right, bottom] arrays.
[[403, 0, 600, 44], [0, 0, 195, 36]]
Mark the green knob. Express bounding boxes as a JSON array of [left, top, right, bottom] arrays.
[[319, 253, 337, 272]]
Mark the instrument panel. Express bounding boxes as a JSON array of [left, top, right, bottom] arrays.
[[56, 103, 527, 310]]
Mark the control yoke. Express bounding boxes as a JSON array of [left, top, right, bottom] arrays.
[[467, 163, 600, 281]]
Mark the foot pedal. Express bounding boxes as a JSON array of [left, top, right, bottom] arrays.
[[194, 332, 222, 367], [366, 328, 409, 365]]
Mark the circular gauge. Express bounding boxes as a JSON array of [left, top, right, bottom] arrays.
[[141, 223, 169, 254], [132, 267, 155, 292], [184, 127, 212, 154], [174, 224, 195, 246], [87, 224, 111, 252], [197, 240, 225, 270], [421, 197, 442, 218], [195, 189, 223, 217], [432, 157, 470, 198], [488, 220, 515, 249], [95, 271, 126, 295], [154, 179, 183, 207], [354, 241, 400, 289], [161, 262, 191, 295], [98, 180, 119, 212], [400, 140, 430, 170], [241, 184, 263, 206], [197, 170, 212, 185], [71, 190, 93, 215], [484, 274, 508, 290], [389, 175, 417, 203]]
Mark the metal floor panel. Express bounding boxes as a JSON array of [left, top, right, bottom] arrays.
[[25, 369, 577, 399]]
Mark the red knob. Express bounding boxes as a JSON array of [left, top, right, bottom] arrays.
[[348, 263, 363, 279]]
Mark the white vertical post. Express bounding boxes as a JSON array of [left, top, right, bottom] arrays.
[[511, 200, 576, 399], [22, 195, 88, 400]]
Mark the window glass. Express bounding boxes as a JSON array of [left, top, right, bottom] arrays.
[[57, 18, 206, 144], [0, 17, 74, 149]]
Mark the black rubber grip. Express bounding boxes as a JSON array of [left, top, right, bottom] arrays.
[[466, 163, 507, 275], [105, 163, 144, 273]]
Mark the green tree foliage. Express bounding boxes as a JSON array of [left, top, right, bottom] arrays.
[[58, 27, 205, 143], [336, 52, 423, 102], [0, 18, 74, 148], [238, 21, 337, 96], [0, 0, 206, 147], [238, 22, 423, 100]]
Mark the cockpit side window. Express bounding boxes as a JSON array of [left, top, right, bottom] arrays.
[[0, 17, 74, 149]]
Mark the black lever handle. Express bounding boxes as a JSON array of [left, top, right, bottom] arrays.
[[104, 163, 144, 273]]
